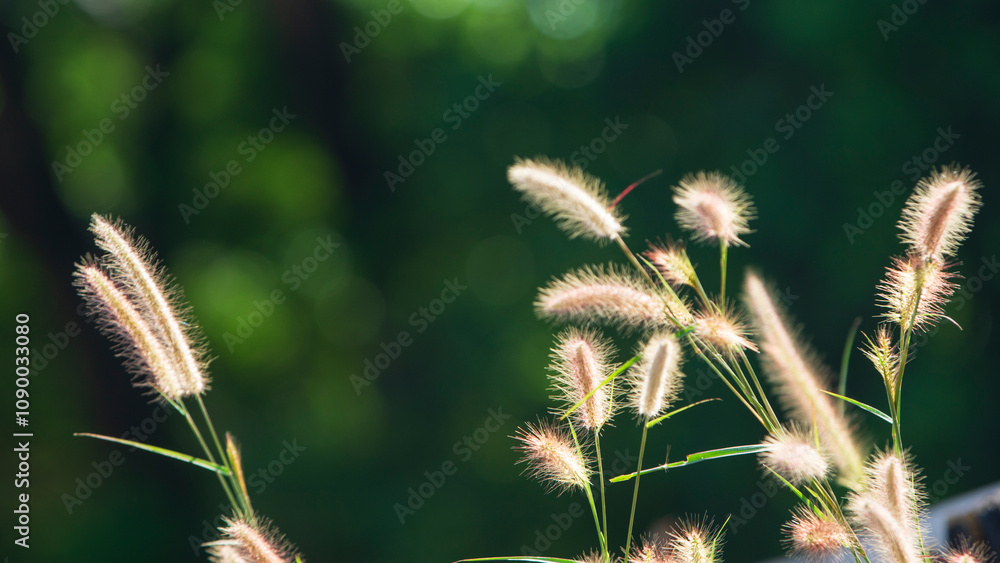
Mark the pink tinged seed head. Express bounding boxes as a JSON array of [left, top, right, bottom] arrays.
[[693, 308, 758, 357], [760, 429, 830, 485], [644, 240, 698, 289], [672, 171, 755, 247], [514, 421, 591, 494], [668, 518, 722, 563], [898, 166, 982, 262], [90, 214, 208, 395], [783, 508, 852, 560], [576, 550, 607, 563], [744, 272, 865, 485], [861, 451, 923, 536], [206, 518, 296, 563], [536, 265, 685, 332], [508, 158, 626, 242], [75, 264, 194, 401], [629, 536, 671, 563], [849, 497, 922, 563], [877, 255, 958, 333], [550, 328, 615, 430], [632, 333, 684, 419], [939, 540, 995, 563]]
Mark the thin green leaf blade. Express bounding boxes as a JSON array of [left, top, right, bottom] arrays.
[[646, 398, 721, 428], [821, 390, 892, 423], [75, 433, 230, 475], [561, 355, 639, 421], [610, 444, 767, 482]]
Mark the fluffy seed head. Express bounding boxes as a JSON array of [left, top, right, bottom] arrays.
[[576, 550, 609, 563], [631, 333, 684, 419], [514, 420, 591, 494], [759, 428, 830, 485], [862, 326, 900, 400], [668, 518, 722, 563], [849, 497, 922, 563], [629, 536, 670, 563], [89, 214, 208, 395], [508, 158, 625, 242], [849, 451, 925, 563], [206, 518, 297, 563], [862, 451, 923, 530], [75, 264, 196, 401], [672, 171, 754, 247], [645, 239, 698, 289], [693, 307, 758, 357], [898, 166, 982, 262], [549, 328, 616, 430], [744, 272, 865, 485], [536, 265, 687, 332], [939, 540, 995, 563], [878, 255, 958, 333], [783, 507, 852, 560]]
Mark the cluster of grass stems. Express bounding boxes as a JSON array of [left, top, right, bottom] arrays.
[[460, 159, 988, 563], [74, 214, 302, 562]]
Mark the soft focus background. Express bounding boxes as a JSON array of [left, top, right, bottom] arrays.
[[1, 1, 999, 561]]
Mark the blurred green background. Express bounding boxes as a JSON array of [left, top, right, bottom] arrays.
[[1, 0, 999, 561]]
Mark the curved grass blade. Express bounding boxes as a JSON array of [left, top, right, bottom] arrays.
[[646, 397, 721, 428], [74, 433, 230, 475], [560, 355, 639, 421], [821, 390, 892, 423], [838, 317, 862, 417], [610, 444, 767, 483]]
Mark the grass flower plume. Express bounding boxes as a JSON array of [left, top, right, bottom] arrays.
[[672, 171, 754, 247], [877, 255, 958, 333], [75, 215, 301, 561], [630, 333, 684, 420], [898, 165, 982, 262], [75, 264, 196, 401], [508, 158, 626, 242], [515, 420, 592, 494], [550, 328, 616, 431], [89, 213, 209, 396], [207, 518, 297, 563], [759, 428, 829, 486], [536, 265, 685, 332], [784, 508, 852, 560], [744, 272, 864, 484]]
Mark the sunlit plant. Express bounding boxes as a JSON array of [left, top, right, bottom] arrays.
[[74, 214, 303, 563], [461, 159, 989, 563]]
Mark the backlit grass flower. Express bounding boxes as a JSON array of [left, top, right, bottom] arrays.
[[75, 263, 195, 401], [630, 333, 684, 420], [550, 328, 616, 430], [783, 507, 852, 560], [514, 420, 591, 494], [877, 255, 958, 333], [759, 428, 829, 485], [645, 239, 698, 289], [536, 265, 685, 332], [849, 451, 925, 563], [89, 214, 209, 396], [693, 307, 757, 357], [206, 517, 298, 563], [668, 518, 722, 563], [672, 171, 754, 247], [744, 272, 864, 484], [898, 165, 982, 262], [508, 158, 625, 242]]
